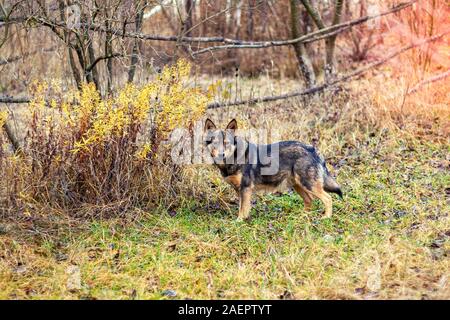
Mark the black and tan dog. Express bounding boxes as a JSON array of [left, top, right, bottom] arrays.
[[204, 119, 342, 220]]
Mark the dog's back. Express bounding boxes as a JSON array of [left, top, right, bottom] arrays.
[[243, 141, 342, 199]]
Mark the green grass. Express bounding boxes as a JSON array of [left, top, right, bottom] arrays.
[[0, 135, 448, 299]]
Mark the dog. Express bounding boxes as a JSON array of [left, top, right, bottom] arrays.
[[204, 118, 342, 220]]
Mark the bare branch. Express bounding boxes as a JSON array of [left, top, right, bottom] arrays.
[[28, 0, 416, 49], [0, 97, 30, 103], [128, 0, 147, 83], [85, 53, 123, 73], [207, 30, 450, 109], [408, 69, 450, 94], [192, 1, 417, 56]]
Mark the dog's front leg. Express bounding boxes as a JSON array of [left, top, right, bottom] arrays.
[[238, 186, 253, 220]]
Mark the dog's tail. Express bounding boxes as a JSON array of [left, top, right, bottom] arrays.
[[323, 174, 343, 199], [309, 146, 343, 199]]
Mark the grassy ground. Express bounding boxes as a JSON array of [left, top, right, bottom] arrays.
[[1, 131, 448, 299]]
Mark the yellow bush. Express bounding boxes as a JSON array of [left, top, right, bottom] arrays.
[[3, 59, 213, 213], [0, 111, 7, 128], [156, 59, 209, 136]]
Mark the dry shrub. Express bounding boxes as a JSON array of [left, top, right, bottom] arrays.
[[367, 74, 450, 140], [0, 60, 212, 217]]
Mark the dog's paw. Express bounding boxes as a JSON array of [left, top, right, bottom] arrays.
[[236, 216, 251, 222]]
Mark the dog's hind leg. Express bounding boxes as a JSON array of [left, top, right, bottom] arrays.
[[293, 183, 313, 211], [309, 184, 333, 218]]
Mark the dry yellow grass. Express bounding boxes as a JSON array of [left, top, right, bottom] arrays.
[[0, 73, 449, 299]]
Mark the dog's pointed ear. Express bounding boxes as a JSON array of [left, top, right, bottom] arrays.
[[226, 119, 237, 131], [204, 118, 216, 131]]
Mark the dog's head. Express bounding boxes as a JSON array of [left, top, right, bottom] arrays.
[[204, 119, 238, 161]]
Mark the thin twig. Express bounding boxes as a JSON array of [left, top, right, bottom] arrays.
[[407, 69, 450, 94], [85, 53, 123, 73]]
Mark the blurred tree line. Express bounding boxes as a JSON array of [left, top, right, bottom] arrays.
[[0, 1, 447, 96]]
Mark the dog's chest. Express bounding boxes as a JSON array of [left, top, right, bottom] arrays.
[[224, 172, 242, 190]]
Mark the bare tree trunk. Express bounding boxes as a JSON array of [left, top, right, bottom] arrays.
[[128, 0, 146, 83], [183, 0, 194, 37], [72, 9, 100, 91], [301, 0, 317, 73], [225, 0, 232, 34], [74, 44, 87, 82], [68, 48, 82, 89], [87, 39, 100, 90], [325, 0, 344, 81], [58, 0, 82, 89], [3, 121, 20, 152], [235, 0, 242, 38], [104, 1, 114, 93], [289, 0, 316, 88], [300, 0, 344, 82], [105, 23, 113, 92], [247, 0, 255, 39]]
